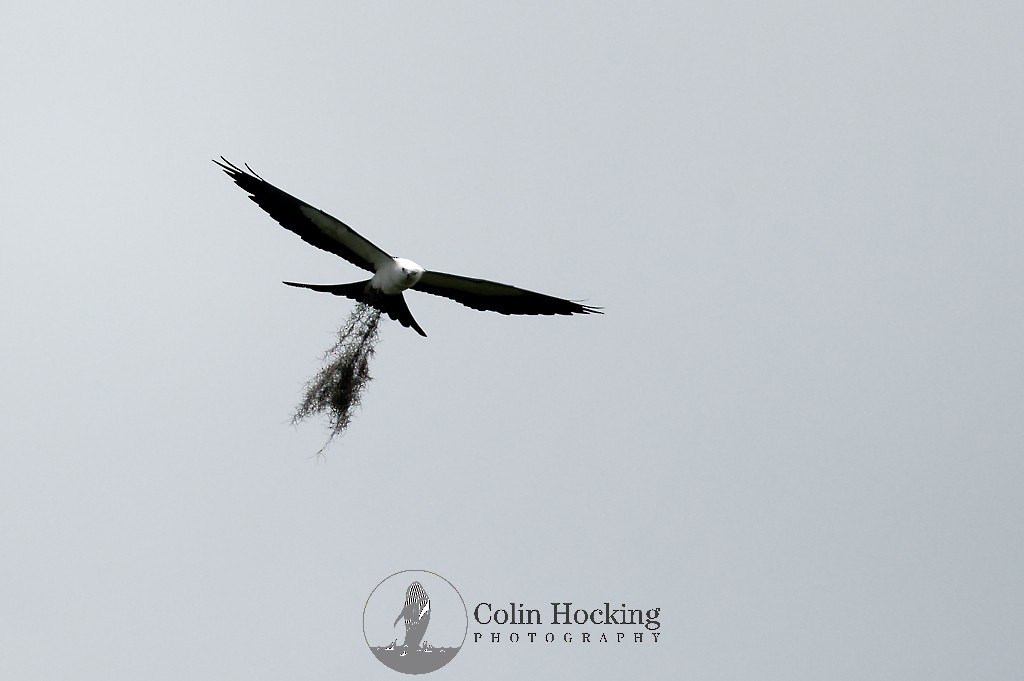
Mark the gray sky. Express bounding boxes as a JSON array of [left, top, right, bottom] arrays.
[[2, 2, 1022, 679]]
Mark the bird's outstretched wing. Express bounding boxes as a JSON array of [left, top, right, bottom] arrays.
[[214, 158, 391, 273], [413, 271, 602, 316]]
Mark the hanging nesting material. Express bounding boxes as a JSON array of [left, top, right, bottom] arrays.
[[292, 302, 383, 448]]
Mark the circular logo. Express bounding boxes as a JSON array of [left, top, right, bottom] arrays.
[[363, 570, 468, 675]]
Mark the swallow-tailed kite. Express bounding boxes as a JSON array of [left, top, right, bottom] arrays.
[[215, 158, 600, 336]]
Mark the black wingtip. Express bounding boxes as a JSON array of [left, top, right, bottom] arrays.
[[568, 299, 603, 315], [213, 156, 238, 173], [214, 157, 265, 182]]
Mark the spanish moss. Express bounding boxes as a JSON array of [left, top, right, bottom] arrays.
[[292, 303, 383, 449]]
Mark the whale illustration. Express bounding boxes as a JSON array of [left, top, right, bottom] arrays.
[[394, 581, 431, 652]]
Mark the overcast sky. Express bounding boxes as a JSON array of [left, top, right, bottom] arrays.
[[2, 2, 1022, 679]]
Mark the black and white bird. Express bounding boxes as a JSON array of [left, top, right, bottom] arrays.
[[215, 158, 601, 336]]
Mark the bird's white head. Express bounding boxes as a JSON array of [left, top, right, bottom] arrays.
[[394, 257, 424, 286], [371, 257, 424, 294]]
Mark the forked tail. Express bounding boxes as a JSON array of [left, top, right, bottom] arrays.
[[283, 280, 427, 337]]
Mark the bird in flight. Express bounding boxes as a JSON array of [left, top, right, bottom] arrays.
[[215, 158, 601, 336]]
